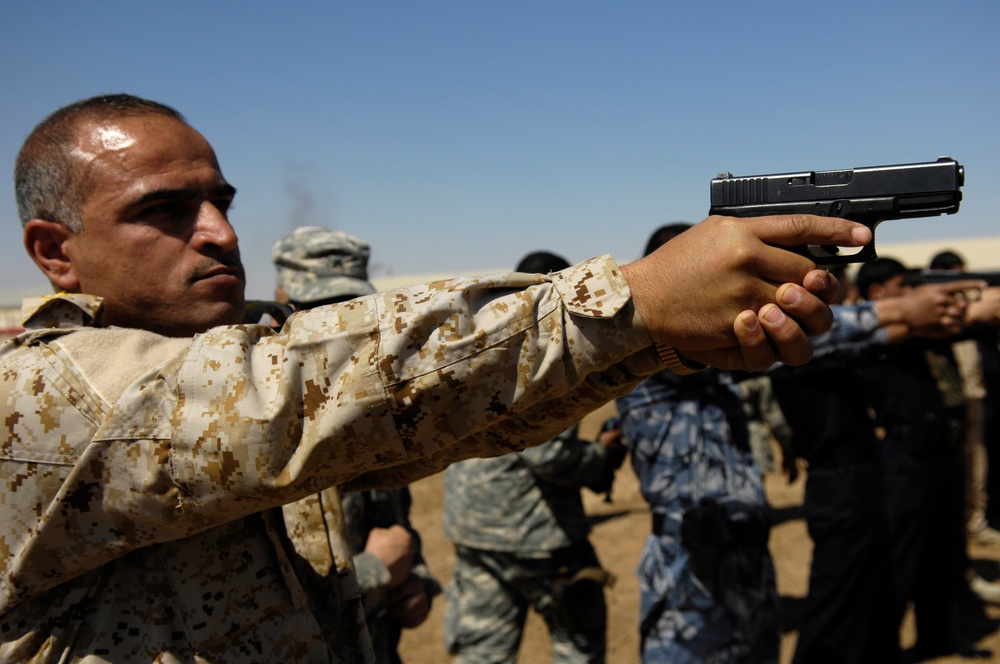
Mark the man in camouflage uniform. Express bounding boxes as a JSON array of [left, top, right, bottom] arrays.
[[273, 226, 441, 664], [442, 251, 626, 664], [0, 93, 865, 661], [615, 225, 780, 663], [616, 366, 778, 664]]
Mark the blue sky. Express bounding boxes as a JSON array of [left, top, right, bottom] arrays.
[[2, 1, 998, 299]]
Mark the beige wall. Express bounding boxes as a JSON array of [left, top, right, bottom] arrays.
[[870, 235, 1000, 271]]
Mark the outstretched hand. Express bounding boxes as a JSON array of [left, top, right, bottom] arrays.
[[895, 281, 986, 337], [967, 286, 1000, 326], [622, 214, 871, 372]]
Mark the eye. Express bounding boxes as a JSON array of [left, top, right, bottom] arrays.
[[140, 201, 187, 220], [214, 199, 235, 217], [130, 198, 199, 233]]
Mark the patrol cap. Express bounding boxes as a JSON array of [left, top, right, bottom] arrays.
[[272, 226, 377, 303]]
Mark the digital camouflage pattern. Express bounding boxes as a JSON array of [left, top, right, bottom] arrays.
[[444, 542, 607, 664], [272, 226, 377, 304], [442, 425, 608, 553], [273, 225, 435, 664], [616, 369, 779, 664], [442, 426, 611, 662], [0, 256, 661, 662]]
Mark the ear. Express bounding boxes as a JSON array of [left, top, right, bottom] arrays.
[[24, 219, 81, 292]]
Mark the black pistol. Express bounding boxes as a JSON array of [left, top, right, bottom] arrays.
[[709, 157, 964, 264], [918, 270, 1000, 287]]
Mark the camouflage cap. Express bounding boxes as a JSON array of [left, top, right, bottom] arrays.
[[272, 227, 377, 303]]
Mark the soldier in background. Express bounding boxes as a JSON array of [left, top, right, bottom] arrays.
[[273, 226, 441, 664], [768, 268, 902, 664], [927, 250, 1000, 553], [442, 251, 627, 664], [764, 256, 1000, 663], [615, 224, 780, 664], [857, 257, 973, 658]]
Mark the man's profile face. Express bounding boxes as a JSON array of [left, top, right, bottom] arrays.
[[61, 115, 246, 336]]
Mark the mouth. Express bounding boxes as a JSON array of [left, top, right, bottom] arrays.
[[194, 265, 245, 286]]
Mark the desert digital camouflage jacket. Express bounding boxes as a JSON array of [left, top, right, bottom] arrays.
[[0, 256, 661, 663]]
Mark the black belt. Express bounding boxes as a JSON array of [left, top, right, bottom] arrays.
[[654, 508, 770, 546], [650, 512, 683, 537], [652, 512, 665, 535]]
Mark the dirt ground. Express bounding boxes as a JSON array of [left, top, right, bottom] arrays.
[[397, 404, 1000, 663]]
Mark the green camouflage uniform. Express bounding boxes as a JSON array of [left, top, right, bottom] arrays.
[[442, 425, 612, 663]]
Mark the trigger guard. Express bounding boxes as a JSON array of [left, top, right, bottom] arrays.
[[793, 242, 877, 265]]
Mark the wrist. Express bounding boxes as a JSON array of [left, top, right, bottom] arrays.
[[655, 344, 705, 375]]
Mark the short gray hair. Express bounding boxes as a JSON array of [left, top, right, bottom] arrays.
[[14, 94, 185, 232]]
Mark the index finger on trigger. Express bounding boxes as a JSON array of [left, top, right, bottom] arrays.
[[748, 214, 872, 250]]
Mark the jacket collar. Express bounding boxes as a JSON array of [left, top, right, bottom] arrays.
[[21, 293, 104, 330]]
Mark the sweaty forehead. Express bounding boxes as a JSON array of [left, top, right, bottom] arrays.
[[76, 116, 216, 164], [76, 117, 224, 195], [71, 124, 138, 162]]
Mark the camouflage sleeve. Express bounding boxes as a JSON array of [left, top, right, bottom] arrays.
[[46, 255, 659, 539], [516, 426, 608, 488], [810, 302, 887, 359], [339, 256, 663, 490], [352, 551, 392, 619]]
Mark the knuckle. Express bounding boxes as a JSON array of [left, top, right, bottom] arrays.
[[726, 240, 757, 270], [785, 214, 813, 239]]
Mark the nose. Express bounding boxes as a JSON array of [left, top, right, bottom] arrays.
[[193, 201, 239, 254]]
